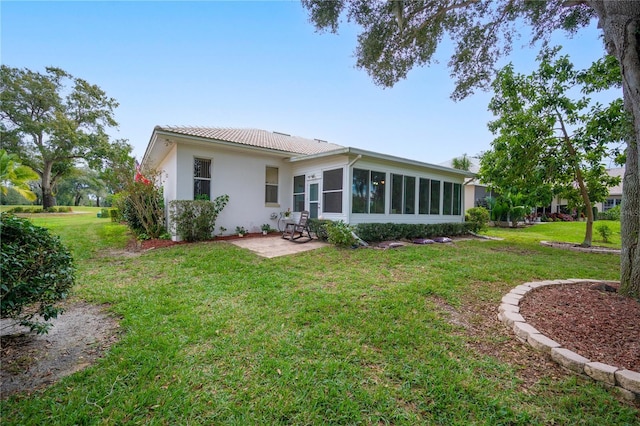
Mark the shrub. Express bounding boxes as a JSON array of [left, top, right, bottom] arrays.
[[465, 207, 490, 232], [354, 222, 472, 243], [0, 213, 75, 334], [602, 205, 621, 221], [121, 180, 165, 239], [169, 195, 229, 242], [308, 219, 331, 241], [596, 223, 612, 243], [326, 220, 357, 247]]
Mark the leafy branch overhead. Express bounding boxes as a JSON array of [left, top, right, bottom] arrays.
[[302, 0, 594, 99]]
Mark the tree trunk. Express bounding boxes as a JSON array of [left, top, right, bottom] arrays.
[[589, 1, 640, 298], [41, 161, 56, 209]]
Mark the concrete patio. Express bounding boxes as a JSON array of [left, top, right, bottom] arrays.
[[229, 234, 329, 258]]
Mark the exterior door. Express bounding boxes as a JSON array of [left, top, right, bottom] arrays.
[[308, 182, 319, 219]]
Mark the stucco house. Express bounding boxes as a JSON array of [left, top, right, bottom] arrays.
[[142, 126, 474, 239]]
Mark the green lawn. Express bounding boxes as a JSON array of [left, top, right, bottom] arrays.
[[1, 215, 637, 424]]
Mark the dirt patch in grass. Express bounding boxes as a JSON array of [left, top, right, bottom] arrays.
[[1, 301, 120, 398]]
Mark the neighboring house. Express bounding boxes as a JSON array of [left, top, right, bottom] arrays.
[[142, 126, 474, 239], [439, 158, 492, 214]]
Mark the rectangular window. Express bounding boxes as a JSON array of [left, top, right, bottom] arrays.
[[370, 171, 386, 214], [391, 173, 403, 214], [404, 176, 415, 214], [293, 175, 305, 212], [352, 169, 386, 214], [323, 168, 343, 213], [453, 183, 462, 215], [430, 179, 440, 215], [419, 178, 430, 214], [443, 182, 453, 215], [352, 168, 369, 213], [194, 157, 211, 200], [265, 166, 278, 204], [390, 174, 416, 214]]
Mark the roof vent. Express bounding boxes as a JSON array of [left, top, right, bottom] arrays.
[[272, 131, 290, 136], [314, 138, 328, 143]]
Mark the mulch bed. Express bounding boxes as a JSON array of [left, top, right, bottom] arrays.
[[519, 282, 640, 372]]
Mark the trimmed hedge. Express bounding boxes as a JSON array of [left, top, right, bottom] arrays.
[[354, 222, 474, 243]]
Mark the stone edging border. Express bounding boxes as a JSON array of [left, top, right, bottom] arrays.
[[540, 241, 621, 255], [498, 279, 639, 402]]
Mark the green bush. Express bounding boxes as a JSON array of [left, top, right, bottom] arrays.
[[121, 181, 165, 239], [326, 220, 357, 247], [465, 207, 490, 232], [354, 222, 472, 243], [602, 205, 621, 221], [169, 195, 229, 242], [0, 213, 75, 334], [109, 208, 120, 222], [308, 219, 331, 241]]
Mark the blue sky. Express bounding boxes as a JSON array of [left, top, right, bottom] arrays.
[[2, 1, 613, 165]]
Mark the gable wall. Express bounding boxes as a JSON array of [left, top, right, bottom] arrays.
[[168, 142, 294, 236]]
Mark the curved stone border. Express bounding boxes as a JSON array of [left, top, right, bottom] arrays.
[[540, 241, 621, 255], [498, 279, 639, 402]]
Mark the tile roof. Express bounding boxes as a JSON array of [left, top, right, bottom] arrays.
[[155, 126, 344, 156]]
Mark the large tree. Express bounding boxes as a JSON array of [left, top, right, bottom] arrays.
[[480, 48, 624, 246], [302, 0, 639, 298], [0, 66, 119, 209]]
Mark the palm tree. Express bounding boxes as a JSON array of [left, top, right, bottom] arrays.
[[0, 149, 39, 202], [452, 154, 472, 171]]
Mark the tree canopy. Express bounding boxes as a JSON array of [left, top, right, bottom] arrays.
[[0, 149, 38, 202], [0, 65, 126, 208], [479, 48, 624, 246]]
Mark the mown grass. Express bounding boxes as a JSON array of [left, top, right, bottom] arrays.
[[1, 215, 637, 424], [484, 220, 622, 248]]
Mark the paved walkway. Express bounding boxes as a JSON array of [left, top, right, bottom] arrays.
[[229, 235, 329, 258]]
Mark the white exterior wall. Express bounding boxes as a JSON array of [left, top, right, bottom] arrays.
[[165, 143, 294, 237]]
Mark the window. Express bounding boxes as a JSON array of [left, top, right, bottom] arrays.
[[443, 182, 453, 215], [390, 173, 415, 214], [370, 171, 386, 213], [404, 176, 415, 214], [419, 178, 430, 214], [352, 169, 369, 213], [323, 168, 343, 213], [265, 166, 278, 204], [430, 180, 440, 215], [443, 182, 462, 215], [453, 183, 462, 215], [194, 157, 211, 200], [293, 175, 305, 212], [352, 169, 386, 214]]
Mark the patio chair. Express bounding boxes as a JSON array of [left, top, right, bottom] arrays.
[[282, 210, 313, 243]]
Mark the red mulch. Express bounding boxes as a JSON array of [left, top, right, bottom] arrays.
[[519, 282, 640, 372]]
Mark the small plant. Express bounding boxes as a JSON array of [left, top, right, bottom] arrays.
[[465, 207, 490, 232], [596, 223, 612, 243], [235, 226, 247, 236], [326, 220, 357, 247], [218, 226, 227, 235], [260, 223, 272, 234], [282, 208, 291, 218]]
